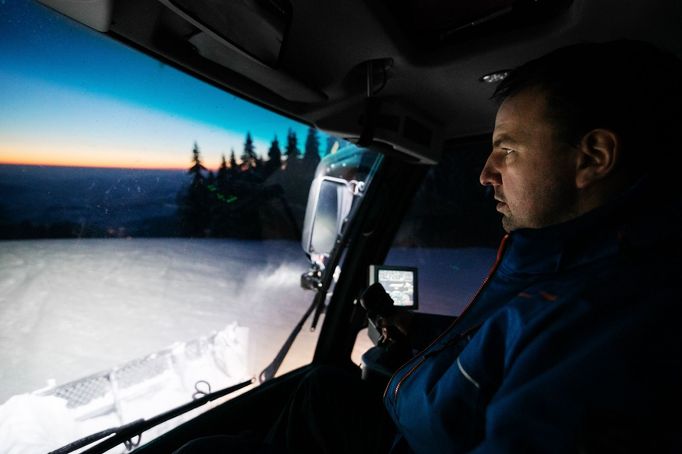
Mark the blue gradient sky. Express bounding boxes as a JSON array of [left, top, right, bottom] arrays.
[[0, 0, 315, 169]]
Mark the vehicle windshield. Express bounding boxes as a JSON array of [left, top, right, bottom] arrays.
[[0, 1, 381, 451]]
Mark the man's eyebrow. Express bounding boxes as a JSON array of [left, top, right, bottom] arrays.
[[492, 134, 518, 148]]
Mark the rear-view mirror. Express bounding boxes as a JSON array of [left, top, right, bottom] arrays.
[[301, 176, 354, 260]]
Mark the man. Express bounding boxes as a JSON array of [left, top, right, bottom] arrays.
[[176, 40, 681, 454], [384, 40, 681, 452]]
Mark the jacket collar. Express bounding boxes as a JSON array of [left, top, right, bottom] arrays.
[[497, 178, 679, 277]]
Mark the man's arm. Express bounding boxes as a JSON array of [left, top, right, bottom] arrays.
[[467, 294, 681, 453]]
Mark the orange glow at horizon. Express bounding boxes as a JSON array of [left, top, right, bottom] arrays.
[[0, 146, 222, 171], [0, 155, 187, 171]]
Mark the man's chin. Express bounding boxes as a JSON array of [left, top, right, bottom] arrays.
[[501, 215, 515, 233]]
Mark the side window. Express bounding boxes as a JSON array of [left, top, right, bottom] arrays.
[[386, 140, 504, 316]]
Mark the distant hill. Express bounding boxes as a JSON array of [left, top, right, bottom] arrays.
[[0, 165, 187, 238]]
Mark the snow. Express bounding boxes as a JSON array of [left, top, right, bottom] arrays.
[[0, 238, 322, 452], [0, 394, 83, 453], [0, 238, 493, 452], [0, 238, 314, 402], [0, 323, 250, 453]]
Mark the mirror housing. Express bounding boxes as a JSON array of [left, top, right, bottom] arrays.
[[301, 176, 355, 265]]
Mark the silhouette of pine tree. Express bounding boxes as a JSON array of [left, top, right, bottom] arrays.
[[188, 142, 207, 185], [242, 132, 257, 169], [285, 128, 300, 170], [303, 127, 321, 173], [217, 154, 229, 190], [180, 142, 211, 236], [209, 153, 235, 238], [199, 135, 262, 239], [265, 135, 282, 176], [229, 149, 238, 174]]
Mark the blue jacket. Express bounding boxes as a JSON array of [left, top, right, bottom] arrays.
[[384, 180, 682, 453]]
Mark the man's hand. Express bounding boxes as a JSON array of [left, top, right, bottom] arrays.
[[360, 283, 414, 341]]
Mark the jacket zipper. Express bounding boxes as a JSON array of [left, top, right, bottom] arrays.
[[385, 234, 509, 402]]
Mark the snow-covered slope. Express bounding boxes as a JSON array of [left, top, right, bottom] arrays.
[[0, 238, 493, 452], [0, 238, 314, 403]]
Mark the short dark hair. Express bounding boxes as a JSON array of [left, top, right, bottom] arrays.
[[493, 40, 682, 179]]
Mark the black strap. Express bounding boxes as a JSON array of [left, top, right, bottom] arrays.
[[357, 97, 381, 147]]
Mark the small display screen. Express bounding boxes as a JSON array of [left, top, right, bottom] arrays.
[[370, 265, 418, 309]]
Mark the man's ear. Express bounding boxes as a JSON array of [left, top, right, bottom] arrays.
[[575, 129, 621, 189]]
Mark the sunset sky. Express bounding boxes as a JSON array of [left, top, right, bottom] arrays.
[[0, 1, 315, 170]]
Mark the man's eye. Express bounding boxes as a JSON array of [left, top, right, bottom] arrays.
[[502, 148, 515, 156]]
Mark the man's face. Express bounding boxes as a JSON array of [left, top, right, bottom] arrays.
[[480, 88, 580, 232]]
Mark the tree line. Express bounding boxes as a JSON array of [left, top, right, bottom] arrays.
[[0, 127, 346, 240], [178, 127, 341, 239]]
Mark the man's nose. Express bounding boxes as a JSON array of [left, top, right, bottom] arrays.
[[479, 153, 500, 187]]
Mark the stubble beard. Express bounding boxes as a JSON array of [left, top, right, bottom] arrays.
[[500, 187, 579, 233]]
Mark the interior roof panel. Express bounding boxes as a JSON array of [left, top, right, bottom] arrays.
[[39, 0, 682, 159]]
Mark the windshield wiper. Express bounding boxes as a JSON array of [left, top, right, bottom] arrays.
[[258, 293, 321, 382], [49, 378, 253, 454]]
